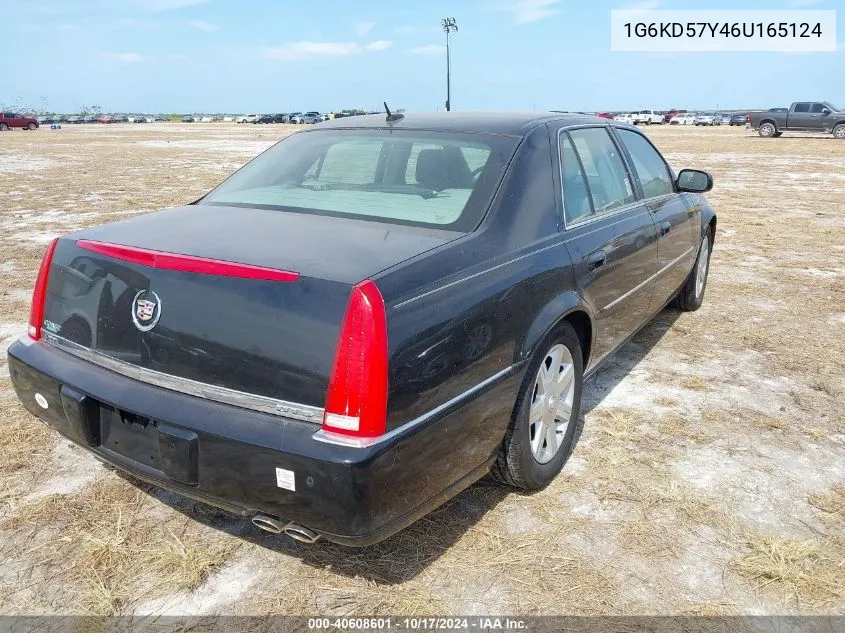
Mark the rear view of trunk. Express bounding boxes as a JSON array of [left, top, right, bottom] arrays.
[[41, 238, 350, 412]]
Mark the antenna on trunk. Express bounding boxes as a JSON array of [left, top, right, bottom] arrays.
[[384, 102, 404, 123]]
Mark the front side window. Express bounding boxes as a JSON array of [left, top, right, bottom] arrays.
[[616, 129, 675, 199], [565, 128, 636, 217], [811, 103, 828, 113], [201, 129, 517, 231]]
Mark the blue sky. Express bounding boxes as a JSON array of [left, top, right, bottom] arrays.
[[2, 0, 842, 113]]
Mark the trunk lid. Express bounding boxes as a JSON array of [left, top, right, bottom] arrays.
[[42, 206, 459, 411]]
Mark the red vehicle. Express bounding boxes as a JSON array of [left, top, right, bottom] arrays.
[[664, 109, 686, 123], [98, 115, 113, 124], [596, 112, 614, 119], [0, 112, 39, 130]]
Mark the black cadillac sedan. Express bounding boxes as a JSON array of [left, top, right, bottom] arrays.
[[8, 112, 716, 546]]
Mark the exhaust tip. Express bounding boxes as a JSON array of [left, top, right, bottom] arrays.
[[252, 514, 283, 534], [283, 522, 321, 544]]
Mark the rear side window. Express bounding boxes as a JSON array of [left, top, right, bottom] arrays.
[[794, 103, 810, 113], [615, 129, 675, 199], [565, 128, 636, 217], [560, 134, 592, 224], [201, 129, 516, 232]]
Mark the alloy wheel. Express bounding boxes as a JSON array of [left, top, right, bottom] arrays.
[[528, 344, 575, 464]]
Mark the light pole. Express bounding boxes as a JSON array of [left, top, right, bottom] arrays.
[[441, 17, 458, 112]]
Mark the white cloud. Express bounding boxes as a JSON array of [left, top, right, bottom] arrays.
[[262, 40, 392, 60], [504, 0, 561, 24], [356, 21, 374, 38], [364, 40, 393, 51], [187, 19, 219, 31], [131, 0, 209, 10], [408, 44, 446, 55], [100, 52, 145, 62]]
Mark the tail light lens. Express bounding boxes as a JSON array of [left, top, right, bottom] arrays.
[[28, 237, 59, 340], [322, 280, 388, 438], [746, 114, 751, 122]]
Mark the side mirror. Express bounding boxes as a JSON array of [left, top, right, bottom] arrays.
[[822, 108, 831, 115], [676, 169, 713, 193]]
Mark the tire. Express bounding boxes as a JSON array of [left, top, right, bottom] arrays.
[[833, 124, 845, 139], [674, 227, 712, 312], [0, 123, 7, 131], [491, 323, 583, 490], [27, 122, 36, 130], [758, 122, 776, 138]]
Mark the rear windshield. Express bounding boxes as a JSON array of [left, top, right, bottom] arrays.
[[200, 129, 519, 232]]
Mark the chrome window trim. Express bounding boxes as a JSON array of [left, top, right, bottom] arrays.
[[313, 365, 516, 448], [600, 246, 694, 313], [42, 333, 324, 423]]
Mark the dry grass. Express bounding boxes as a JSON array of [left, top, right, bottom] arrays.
[[1, 123, 843, 616]]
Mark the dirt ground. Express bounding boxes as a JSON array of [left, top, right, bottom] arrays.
[[0, 122, 843, 617]]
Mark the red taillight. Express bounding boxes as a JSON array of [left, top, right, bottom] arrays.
[[322, 280, 388, 438], [76, 240, 299, 282], [28, 238, 59, 340], [746, 114, 751, 122]]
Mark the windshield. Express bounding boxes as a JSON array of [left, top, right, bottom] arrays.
[[200, 129, 520, 232], [825, 103, 841, 112]]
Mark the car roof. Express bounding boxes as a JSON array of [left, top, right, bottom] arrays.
[[313, 111, 609, 136]]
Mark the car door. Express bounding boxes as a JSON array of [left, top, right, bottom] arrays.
[[789, 103, 813, 129], [809, 102, 831, 131], [556, 125, 659, 368], [614, 127, 699, 308]]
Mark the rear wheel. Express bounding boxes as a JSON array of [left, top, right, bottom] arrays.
[[674, 227, 712, 312], [759, 122, 776, 137], [833, 124, 845, 139], [0, 123, 7, 131], [491, 323, 582, 490]]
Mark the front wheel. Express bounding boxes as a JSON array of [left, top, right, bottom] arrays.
[[674, 227, 712, 312], [833, 124, 845, 139], [759, 122, 776, 137], [27, 122, 36, 130], [491, 324, 582, 490], [0, 123, 7, 131]]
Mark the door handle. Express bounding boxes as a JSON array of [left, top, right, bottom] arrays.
[[587, 250, 606, 271], [660, 221, 671, 236]]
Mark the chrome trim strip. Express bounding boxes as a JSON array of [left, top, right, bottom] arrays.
[[600, 246, 694, 313], [313, 365, 516, 448], [43, 333, 324, 423], [393, 244, 562, 309]]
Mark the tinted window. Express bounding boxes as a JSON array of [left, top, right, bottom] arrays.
[[616, 129, 674, 199], [567, 128, 635, 216], [560, 134, 592, 224], [811, 103, 827, 113], [201, 130, 516, 231], [793, 103, 810, 113]]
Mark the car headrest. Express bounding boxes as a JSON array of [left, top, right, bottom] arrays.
[[415, 148, 472, 191]]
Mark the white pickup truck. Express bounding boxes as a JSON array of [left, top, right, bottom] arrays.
[[633, 109, 664, 125]]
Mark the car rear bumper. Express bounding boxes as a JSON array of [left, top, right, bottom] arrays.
[[7, 338, 519, 546]]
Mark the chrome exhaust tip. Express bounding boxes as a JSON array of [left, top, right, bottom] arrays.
[[251, 514, 283, 534], [282, 522, 321, 544]]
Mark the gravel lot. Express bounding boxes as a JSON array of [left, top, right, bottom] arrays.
[[0, 122, 843, 617]]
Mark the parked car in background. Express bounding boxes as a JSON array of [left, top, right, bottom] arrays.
[[292, 112, 322, 124], [713, 113, 724, 126], [82, 116, 97, 124], [614, 113, 635, 124], [0, 113, 39, 130], [98, 115, 113, 124], [663, 109, 684, 123], [634, 109, 664, 125], [9, 112, 716, 546], [66, 116, 82, 124], [670, 113, 696, 126], [596, 112, 614, 119], [256, 114, 275, 124], [200, 115, 218, 123], [728, 112, 749, 126], [694, 112, 719, 126], [37, 116, 53, 126], [749, 101, 845, 138], [273, 113, 290, 123], [222, 116, 235, 122], [236, 114, 259, 123]]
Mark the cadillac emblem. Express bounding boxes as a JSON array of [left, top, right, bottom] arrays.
[[131, 290, 162, 332]]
